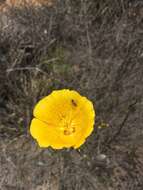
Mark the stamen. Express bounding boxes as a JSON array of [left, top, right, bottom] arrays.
[[64, 127, 75, 135]]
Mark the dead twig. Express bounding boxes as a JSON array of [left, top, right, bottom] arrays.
[[6, 66, 48, 75], [106, 100, 138, 146]]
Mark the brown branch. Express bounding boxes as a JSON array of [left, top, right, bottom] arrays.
[[106, 99, 138, 145]]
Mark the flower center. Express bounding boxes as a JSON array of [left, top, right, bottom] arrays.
[[60, 119, 76, 136], [59, 114, 76, 136], [64, 127, 75, 135], [58, 99, 78, 135]]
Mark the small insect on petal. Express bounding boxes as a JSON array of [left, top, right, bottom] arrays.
[[71, 99, 77, 107]]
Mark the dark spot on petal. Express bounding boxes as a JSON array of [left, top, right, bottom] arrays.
[[71, 99, 77, 107]]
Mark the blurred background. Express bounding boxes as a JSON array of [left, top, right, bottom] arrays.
[[0, 0, 143, 189]]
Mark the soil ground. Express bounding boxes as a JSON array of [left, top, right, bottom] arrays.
[[0, 0, 143, 189]]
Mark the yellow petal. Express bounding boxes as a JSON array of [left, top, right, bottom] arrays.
[[30, 118, 64, 149]]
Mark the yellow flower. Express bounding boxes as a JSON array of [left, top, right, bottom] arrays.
[[30, 89, 95, 149]]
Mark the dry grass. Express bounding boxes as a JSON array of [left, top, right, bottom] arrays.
[[0, 0, 54, 12], [0, 0, 143, 189]]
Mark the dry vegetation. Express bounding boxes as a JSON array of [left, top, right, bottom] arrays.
[[0, 0, 143, 189], [0, 0, 54, 11]]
